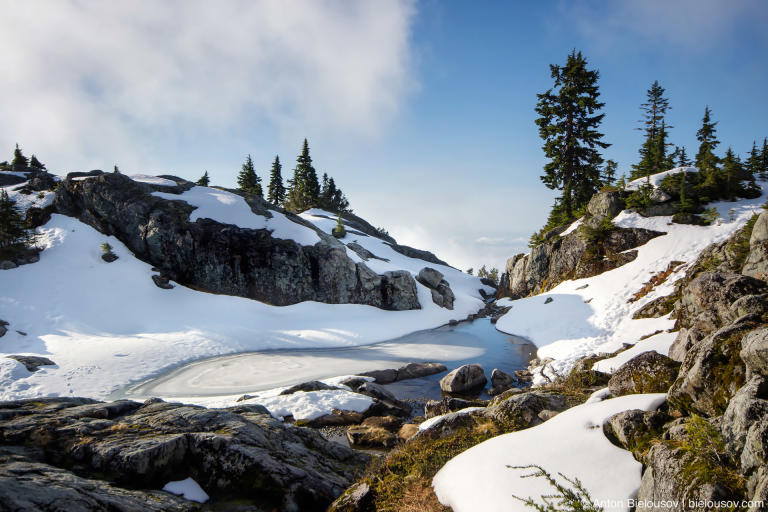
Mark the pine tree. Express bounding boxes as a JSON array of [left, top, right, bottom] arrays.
[[678, 170, 691, 213], [534, 50, 610, 223], [745, 141, 760, 178], [678, 146, 691, 167], [631, 81, 672, 179], [695, 106, 720, 179], [721, 147, 742, 200], [237, 155, 263, 197], [196, 171, 210, 186], [11, 144, 28, 171], [286, 139, 320, 211], [760, 138, 768, 179], [29, 155, 45, 170], [266, 155, 285, 205], [656, 120, 673, 171], [113, 165, 120, 174], [602, 160, 618, 185], [0, 189, 31, 252]]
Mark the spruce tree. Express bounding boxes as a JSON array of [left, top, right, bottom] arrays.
[[286, 139, 320, 211], [266, 155, 285, 205], [534, 50, 610, 223], [196, 171, 210, 186], [759, 138, 768, 179], [11, 144, 28, 171], [0, 189, 31, 252], [695, 106, 720, 178], [29, 155, 45, 170], [721, 147, 742, 200], [602, 160, 618, 185], [631, 81, 672, 179], [237, 155, 263, 197], [745, 141, 760, 177], [678, 146, 691, 167]]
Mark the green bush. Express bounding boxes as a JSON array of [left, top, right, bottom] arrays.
[[510, 465, 603, 512]]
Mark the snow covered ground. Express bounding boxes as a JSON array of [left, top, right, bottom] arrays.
[[433, 393, 667, 512], [496, 171, 766, 382], [0, 177, 490, 419], [624, 166, 696, 190]]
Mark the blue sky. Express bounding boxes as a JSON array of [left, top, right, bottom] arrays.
[[1, 0, 766, 270]]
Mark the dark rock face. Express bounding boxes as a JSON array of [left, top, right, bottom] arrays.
[[416, 267, 455, 309], [0, 173, 26, 187], [439, 364, 487, 394], [607, 351, 680, 396], [0, 398, 368, 512], [498, 226, 664, 299], [5, 355, 56, 372], [668, 327, 706, 362], [53, 173, 421, 310]]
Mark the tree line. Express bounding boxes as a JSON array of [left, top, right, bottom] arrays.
[[196, 138, 351, 214], [530, 50, 767, 244]]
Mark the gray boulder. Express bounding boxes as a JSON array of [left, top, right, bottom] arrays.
[[328, 482, 373, 512], [0, 320, 7, 338], [396, 362, 447, 380], [280, 380, 341, 395], [607, 351, 680, 396], [5, 355, 56, 372], [743, 211, 768, 280], [486, 390, 570, 428], [675, 272, 767, 333], [424, 397, 486, 419], [649, 188, 672, 203], [668, 327, 706, 362], [439, 364, 487, 394], [741, 327, 768, 378], [488, 368, 516, 396], [721, 376, 768, 458], [604, 408, 667, 452], [586, 190, 624, 224], [669, 322, 754, 416], [416, 267, 444, 289]]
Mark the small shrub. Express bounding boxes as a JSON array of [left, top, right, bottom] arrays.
[[625, 183, 654, 209], [331, 214, 346, 238], [679, 415, 745, 494], [509, 464, 603, 512], [703, 207, 720, 225], [36, 192, 45, 199]]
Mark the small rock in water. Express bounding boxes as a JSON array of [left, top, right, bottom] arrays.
[[488, 368, 516, 396], [439, 364, 487, 394]]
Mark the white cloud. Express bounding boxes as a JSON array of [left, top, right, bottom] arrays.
[[0, 0, 416, 169], [563, 0, 767, 51]]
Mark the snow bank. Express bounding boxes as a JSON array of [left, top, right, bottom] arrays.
[[433, 394, 667, 512], [240, 389, 373, 421], [418, 407, 485, 431], [593, 331, 676, 374], [162, 477, 209, 503], [0, 213, 487, 401], [496, 184, 766, 383], [625, 166, 697, 191], [152, 186, 321, 245], [0, 180, 55, 214], [129, 174, 178, 187]]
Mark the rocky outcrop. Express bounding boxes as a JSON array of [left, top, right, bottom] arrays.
[[742, 327, 768, 378], [54, 172, 421, 310], [675, 273, 768, 333], [5, 355, 56, 372], [439, 364, 487, 394], [416, 267, 455, 309], [498, 224, 664, 299], [743, 211, 768, 280], [607, 351, 680, 396], [0, 398, 368, 511], [424, 397, 486, 419]]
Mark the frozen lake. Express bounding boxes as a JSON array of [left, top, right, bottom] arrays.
[[116, 318, 535, 401]]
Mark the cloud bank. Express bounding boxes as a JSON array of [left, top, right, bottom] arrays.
[[0, 0, 416, 168]]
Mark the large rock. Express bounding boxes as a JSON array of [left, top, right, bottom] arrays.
[[0, 398, 369, 511], [585, 190, 624, 224], [54, 173, 421, 310], [488, 368, 516, 396], [358, 362, 446, 384], [607, 351, 680, 396], [743, 211, 768, 280], [327, 482, 374, 512], [424, 397, 486, 419], [675, 272, 768, 333], [0, 447, 196, 512], [485, 390, 570, 429], [721, 376, 768, 459], [439, 364, 487, 394], [5, 355, 56, 372], [416, 267, 443, 288], [604, 408, 667, 453], [668, 327, 706, 362], [668, 322, 754, 416], [741, 326, 768, 378], [637, 442, 733, 508]]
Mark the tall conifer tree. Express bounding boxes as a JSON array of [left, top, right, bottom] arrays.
[[695, 106, 720, 179], [286, 139, 320, 211], [237, 155, 263, 197], [631, 81, 672, 179], [196, 171, 210, 186], [267, 155, 285, 206], [534, 50, 610, 224]]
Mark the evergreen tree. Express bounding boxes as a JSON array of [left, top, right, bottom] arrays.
[[656, 120, 673, 171], [678, 170, 691, 213], [534, 50, 610, 223], [678, 146, 691, 167], [695, 106, 720, 178], [237, 154, 263, 197], [266, 155, 285, 205], [0, 189, 31, 252], [760, 138, 768, 179], [317, 173, 351, 212], [29, 155, 45, 170], [745, 141, 760, 178], [113, 165, 120, 173], [721, 147, 743, 200], [286, 139, 320, 211], [11, 144, 28, 171], [196, 171, 210, 186], [602, 160, 618, 185], [631, 81, 672, 179]]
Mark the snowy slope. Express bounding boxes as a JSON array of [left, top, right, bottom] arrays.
[[0, 178, 489, 406], [624, 166, 696, 190], [433, 393, 667, 512], [496, 171, 766, 382]]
